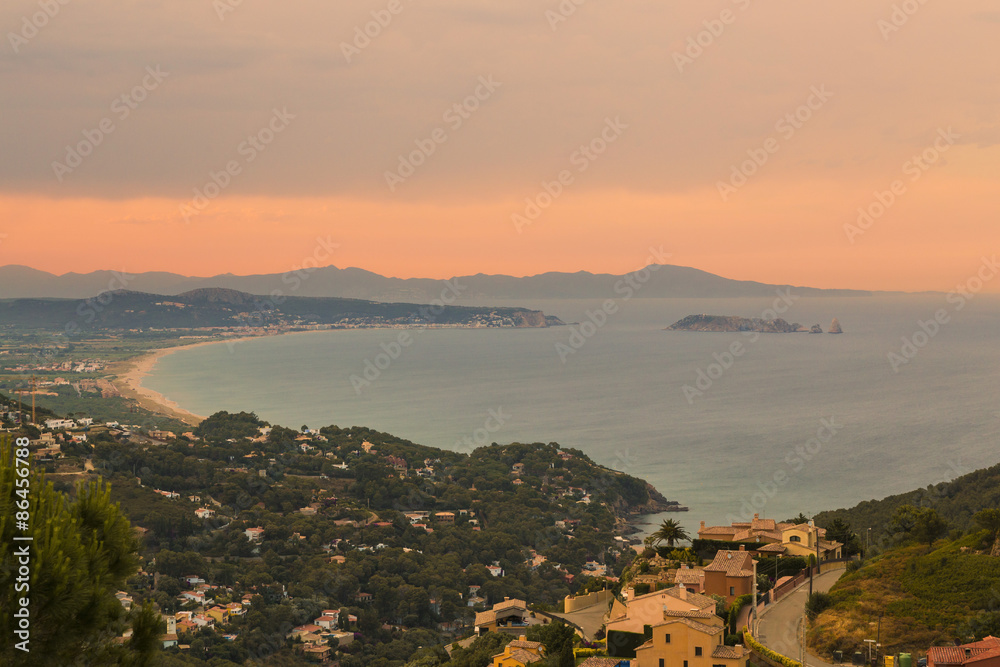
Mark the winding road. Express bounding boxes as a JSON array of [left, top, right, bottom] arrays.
[[755, 569, 845, 667]]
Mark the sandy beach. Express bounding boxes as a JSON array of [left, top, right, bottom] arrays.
[[110, 337, 260, 426]]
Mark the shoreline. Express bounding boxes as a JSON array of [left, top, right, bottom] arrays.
[[109, 336, 267, 426], [106, 323, 550, 427]]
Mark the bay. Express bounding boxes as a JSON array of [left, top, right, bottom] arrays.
[[145, 294, 1000, 536]]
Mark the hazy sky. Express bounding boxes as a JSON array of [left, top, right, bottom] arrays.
[[1, 0, 997, 291]]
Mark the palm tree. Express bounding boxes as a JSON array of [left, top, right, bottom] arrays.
[[651, 519, 690, 548]]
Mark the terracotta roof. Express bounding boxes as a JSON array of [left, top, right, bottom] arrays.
[[750, 517, 776, 531], [929, 647, 989, 665], [700, 526, 738, 535], [507, 647, 545, 663], [704, 550, 754, 577], [662, 586, 717, 610], [509, 640, 544, 650], [757, 543, 787, 553], [579, 658, 629, 667], [930, 639, 1000, 666], [663, 617, 724, 637], [966, 648, 1000, 664], [675, 570, 704, 583], [665, 608, 715, 619], [494, 598, 527, 612], [713, 644, 749, 659], [474, 610, 495, 625]]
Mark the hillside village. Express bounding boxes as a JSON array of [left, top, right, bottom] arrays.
[[6, 396, 1000, 667], [0, 400, 676, 665]]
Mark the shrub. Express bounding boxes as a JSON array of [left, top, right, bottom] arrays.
[[574, 648, 604, 658], [806, 592, 834, 619], [743, 627, 802, 667], [727, 594, 754, 633]]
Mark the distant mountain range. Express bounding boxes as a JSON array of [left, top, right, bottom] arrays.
[[0, 264, 877, 301], [0, 288, 561, 332]]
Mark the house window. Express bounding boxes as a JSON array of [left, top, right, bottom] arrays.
[[696, 647, 703, 656], [790, 535, 801, 543], [684, 661, 689, 667], [665, 633, 671, 644], [660, 661, 665, 667], [729, 586, 735, 596]]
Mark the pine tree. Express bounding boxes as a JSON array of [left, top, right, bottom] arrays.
[[1, 435, 162, 665]]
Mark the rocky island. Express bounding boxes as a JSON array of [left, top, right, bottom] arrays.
[[666, 314, 844, 334]]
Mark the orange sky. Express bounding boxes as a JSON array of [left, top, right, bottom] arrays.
[[1, 1, 998, 292]]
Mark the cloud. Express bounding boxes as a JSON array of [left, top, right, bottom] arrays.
[[0, 0, 997, 234]]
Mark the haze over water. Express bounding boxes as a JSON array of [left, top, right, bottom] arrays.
[[146, 295, 1000, 534]]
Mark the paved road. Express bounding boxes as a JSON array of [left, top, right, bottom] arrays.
[[546, 602, 610, 641], [755, 570, 845, 667]]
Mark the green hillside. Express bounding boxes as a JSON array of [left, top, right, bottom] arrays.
[[810, 531, 1000, 657], [815, 461, 1000, 552]]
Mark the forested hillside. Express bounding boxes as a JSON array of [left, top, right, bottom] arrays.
[[815, 460, 1000, 551], [35, 411, 678, 666]]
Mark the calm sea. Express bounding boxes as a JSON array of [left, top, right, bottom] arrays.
[[145, 295, 1000, 535]]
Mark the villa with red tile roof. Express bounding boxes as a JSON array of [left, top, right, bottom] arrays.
[[608, 585, 717, 637], [244, 526, 265, 542], [633, 606, 751, 667], [698, 514, 842, 561], [474, 597, 537, 636], [703, 547, 755, 604], [929, 637, 1000, 667], [492, 638, 545, 666]]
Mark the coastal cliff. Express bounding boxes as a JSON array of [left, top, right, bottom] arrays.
[[513, 310, 566, 327]]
